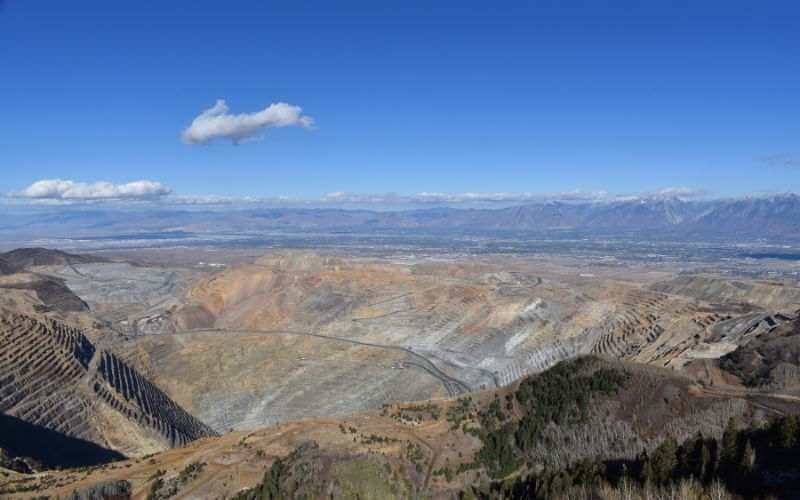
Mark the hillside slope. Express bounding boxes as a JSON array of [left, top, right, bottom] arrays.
[[0, 273, 90, 313], [0, 247, 107, 273], [718, 316, 800, 390], [4, 356, 793, 499], [0, 257, 13, 276]]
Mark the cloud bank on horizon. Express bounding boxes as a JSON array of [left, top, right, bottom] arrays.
[[182, 100, 314, 145], [8, 178, 711, 206], [13, 179, 172, 201]]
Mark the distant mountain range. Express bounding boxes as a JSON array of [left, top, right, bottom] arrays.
[[2, 194, 800, 240]]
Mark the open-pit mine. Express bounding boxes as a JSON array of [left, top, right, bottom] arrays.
[[3, 246, 800, 498]]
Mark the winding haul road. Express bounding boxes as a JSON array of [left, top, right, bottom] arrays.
[[184, 328, 473, 397]]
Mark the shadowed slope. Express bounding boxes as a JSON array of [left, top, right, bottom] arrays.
[[0, 412, 124, 470], [0, 248, 107, 273]]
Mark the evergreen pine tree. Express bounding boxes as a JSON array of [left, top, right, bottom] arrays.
[[772, 416, 798, 449]]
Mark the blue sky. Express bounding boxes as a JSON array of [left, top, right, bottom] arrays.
[[1, 1, 799, 204]]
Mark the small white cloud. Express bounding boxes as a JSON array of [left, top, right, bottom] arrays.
[[14, 179, 171, 202], [182, 99, 314, 145]]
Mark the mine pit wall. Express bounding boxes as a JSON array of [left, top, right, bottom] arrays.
[[0, 312, 98, 439], [494, 290, 800, 388], [0, 310, 215, 456], [94, 351, 216, 446], [496, 328, 599, 387], [710, 312, 795, 344]]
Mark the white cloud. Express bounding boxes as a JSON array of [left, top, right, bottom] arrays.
[[182, 99, 314, 145], [14, 179, 172, 202]]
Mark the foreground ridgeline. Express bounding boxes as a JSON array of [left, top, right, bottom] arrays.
[[6, 356, 800, 498]]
